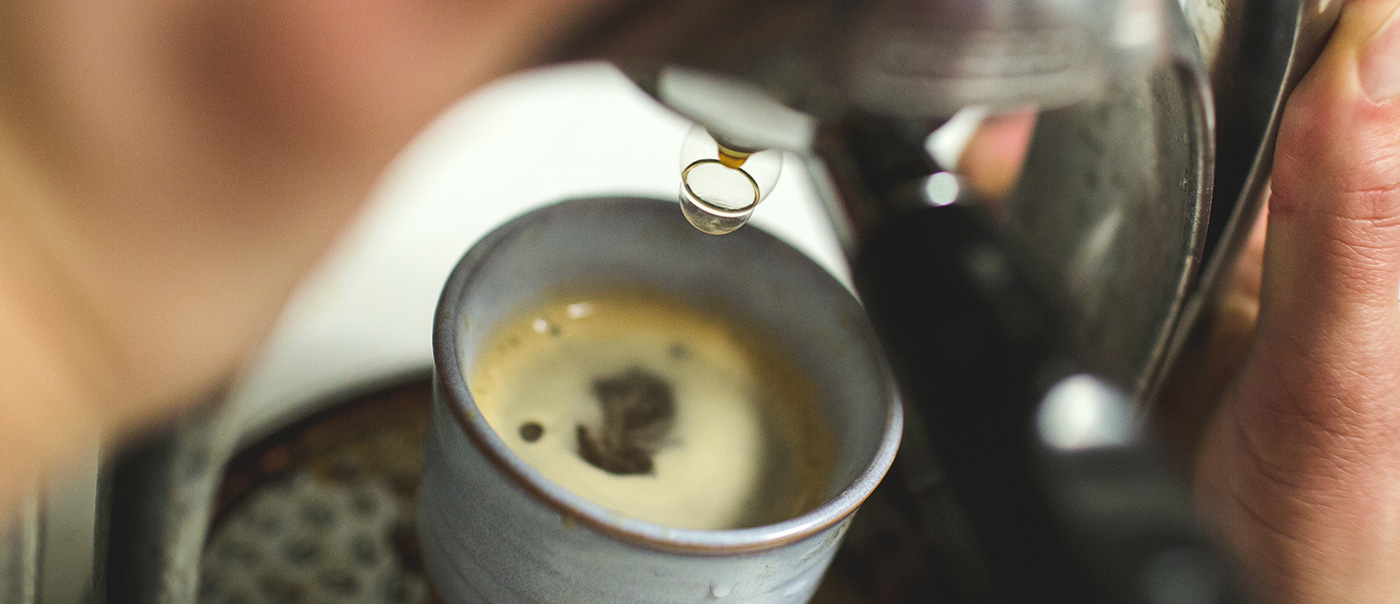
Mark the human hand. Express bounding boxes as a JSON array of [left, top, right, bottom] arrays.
[[1180, 1, 1400, 601], [0, 0, 615, 506]]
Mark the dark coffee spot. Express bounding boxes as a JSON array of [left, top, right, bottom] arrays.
[[577, 425, 653, 474], [576, 368, 675, 475], [519, 422, 545, 442], [668, 343, 690, 360]]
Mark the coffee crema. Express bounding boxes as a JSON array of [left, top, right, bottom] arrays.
[[467, 290, 833, 530]]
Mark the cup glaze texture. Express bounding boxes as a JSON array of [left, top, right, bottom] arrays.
[[421, 197, 902, 604]]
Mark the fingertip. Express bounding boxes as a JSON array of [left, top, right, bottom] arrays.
[[1359, 3, 1400, 101], [1259, 0, 1400, 332], [1274, 1, 1400, 212]]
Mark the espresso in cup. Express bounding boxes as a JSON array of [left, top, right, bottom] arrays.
[[468, 289, 834, 530], [420, 197, 901, 604]]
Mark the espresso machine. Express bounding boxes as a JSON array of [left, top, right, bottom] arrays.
[[0, 1, 1343, 603], [560, 0, 1339, 600]]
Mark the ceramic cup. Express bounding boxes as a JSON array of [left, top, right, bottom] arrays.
[[419, 197, 901, 604]]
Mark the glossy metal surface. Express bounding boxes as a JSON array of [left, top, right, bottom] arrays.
[[1149, 0, 1341, 404], [421, 197, 901, 604], [566, 0, 1211, 398], [569, 0, 1161, 123], [1186, 0, 1340, 263], [567, 0, 1340, 402], [1005, 3, 1214, 395]]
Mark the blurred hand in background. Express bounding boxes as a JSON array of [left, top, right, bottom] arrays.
[[0, 0, 615, 503]]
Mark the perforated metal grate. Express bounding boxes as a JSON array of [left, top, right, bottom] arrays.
[[200, 474, 427, 604], [198, 383, 431, 604]]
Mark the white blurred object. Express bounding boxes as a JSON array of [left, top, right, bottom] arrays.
[[925, 106, 988, 170]]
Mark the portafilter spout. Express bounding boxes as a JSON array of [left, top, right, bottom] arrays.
[[558, 0, 1210, 406], [582, 0, 1167, 244]]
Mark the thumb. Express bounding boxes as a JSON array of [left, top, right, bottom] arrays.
[[1264, 0, 1400, 334], [1252, 0, 1400, 436], [1197, 1, 1400, 601]]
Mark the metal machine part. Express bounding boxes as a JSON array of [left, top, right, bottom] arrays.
[[197, 381, 433, 604], [1003, 4, 1212, 396], [1149, 0, 1341, 405], [1183, 0, 1341, 264], [570, 0, 1163, 125], [586, 0, 1209, 397], [564, 0, 1341, 400], [1031, 376, 1237, 604], [854, 202, 1249, 603]]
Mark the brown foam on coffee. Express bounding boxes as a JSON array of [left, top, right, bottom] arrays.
[[577, 367, 676, 475], [468, 290, 834, 530]]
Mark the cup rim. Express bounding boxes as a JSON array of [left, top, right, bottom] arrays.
[[431, 196, 903, 556]]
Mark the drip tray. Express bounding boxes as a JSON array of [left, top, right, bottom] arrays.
[[197, 380, 944, 604]]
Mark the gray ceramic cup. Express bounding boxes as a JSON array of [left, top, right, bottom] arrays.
[[419, 197, 901, 604]]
